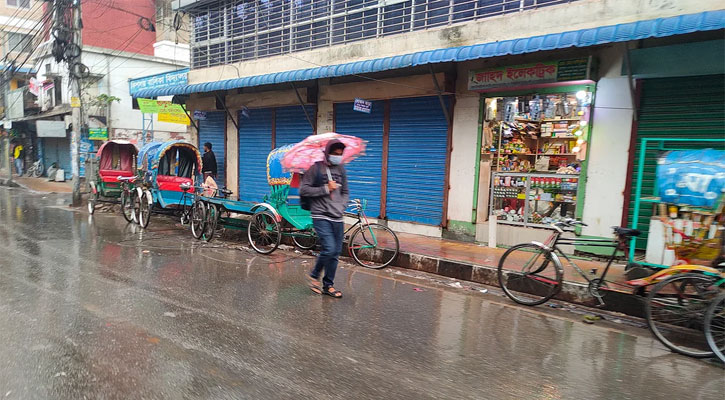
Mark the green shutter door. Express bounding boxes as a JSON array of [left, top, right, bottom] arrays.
[[627, 74, 725, 249]]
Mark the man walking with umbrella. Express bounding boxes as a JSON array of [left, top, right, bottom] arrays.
[[300, 139, 349, 298]]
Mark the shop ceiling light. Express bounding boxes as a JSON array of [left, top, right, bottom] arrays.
[[576, 90, 587, 100]]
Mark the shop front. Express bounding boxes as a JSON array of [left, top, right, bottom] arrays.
[[469, 58, 596, 241]]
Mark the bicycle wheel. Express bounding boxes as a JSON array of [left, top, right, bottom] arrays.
[[348, 223, 399, 269], [497, 243, 563, 306], [292, 231, 317, 250], [138, 190, 151, 229], [202, 204, 218, 242], [120, 190, 134, 223], [646, 273, 719, 358], [190, 201, 206, 240], [247, 211, 281, 254], [704, 292, 725, 363]]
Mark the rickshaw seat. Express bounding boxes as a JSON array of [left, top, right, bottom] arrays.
[[99, 169, 134, 183], [157, 175, 193, 192]]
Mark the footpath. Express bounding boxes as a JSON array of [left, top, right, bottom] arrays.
[[1, 177, 642, 316], [389, 231, 643, 316]]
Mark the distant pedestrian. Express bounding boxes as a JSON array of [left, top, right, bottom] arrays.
[[300, 139, 349, 298], [13, 143, 24, 176], [201, 142, 218, 179]]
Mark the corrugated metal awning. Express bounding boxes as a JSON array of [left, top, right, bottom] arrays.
[[132, 10, 725, 98]]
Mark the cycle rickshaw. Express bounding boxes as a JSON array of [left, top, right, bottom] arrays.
[[87, 139, 138, 222]]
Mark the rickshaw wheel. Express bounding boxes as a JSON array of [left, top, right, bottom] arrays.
[[120, 191, 134, 223], [190, 201, 206, 240], [293, 231, 317, 250], [248, 211, 281, 254], [202, 204, 218, 242], [138, 191, 152, 228], [87, 192, 97, 215]]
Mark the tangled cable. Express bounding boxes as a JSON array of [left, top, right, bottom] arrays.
[[51, 0, 90, 80]]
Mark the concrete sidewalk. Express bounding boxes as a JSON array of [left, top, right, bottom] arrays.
[[2, 176, 73, 193], [382, 231, 643, 316]]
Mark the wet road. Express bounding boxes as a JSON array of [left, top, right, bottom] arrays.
[[0, 187, 722, 399]]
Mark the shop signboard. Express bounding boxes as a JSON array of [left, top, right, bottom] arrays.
[[36, 120, 67, 138], [129, 69, 189, 96], [193, 110, 207, 120], [88, 128, 108, 140], [468, 58, 590, 91], [353, 98, 372, 114]]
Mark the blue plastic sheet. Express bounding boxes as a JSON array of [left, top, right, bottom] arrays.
[[657, 149, 725, 209], [267, 144, 294, 186]]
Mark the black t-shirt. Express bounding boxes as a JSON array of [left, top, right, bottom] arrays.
[[202, 150, 217, 176]]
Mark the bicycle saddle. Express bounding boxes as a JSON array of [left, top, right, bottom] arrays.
[[612, 227, 641, 237]]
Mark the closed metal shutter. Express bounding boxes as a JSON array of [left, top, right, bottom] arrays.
[[627, 74, 725, 249], [334, 101, 384, 218], [198, 111, 226, 185], [42, 137, 72, 179], [275, 105, 316, 146], [386, 96, 450, 225], [238, 108, 273, 202]]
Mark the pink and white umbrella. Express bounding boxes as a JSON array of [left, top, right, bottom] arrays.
[[281, 132, 367, 174]]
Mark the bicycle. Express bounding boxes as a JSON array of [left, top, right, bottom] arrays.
[[118, 176, 137, 223], [177, 183, 206, 239], [497, 218, 645, 306], [646, 269, 725, 358], [25, 159, 44, 178], [344, 199, 400, 269]]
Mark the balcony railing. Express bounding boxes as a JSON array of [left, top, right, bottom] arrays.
[[189, 0, 579, 69]]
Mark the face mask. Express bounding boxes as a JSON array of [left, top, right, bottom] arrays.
[[328, 155, 343, 165]]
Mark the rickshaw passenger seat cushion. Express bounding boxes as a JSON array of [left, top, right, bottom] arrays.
[[99, 169, 134, 182], [157, 175, 193, 192]]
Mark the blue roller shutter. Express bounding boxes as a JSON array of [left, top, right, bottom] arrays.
[[198, 111, 226, 185], [42, 137, 72, 179], [386, 96, 450, 225], [334, 101, 384, 218], [238, 108, 273, 202], [275, 105, 316, 146]]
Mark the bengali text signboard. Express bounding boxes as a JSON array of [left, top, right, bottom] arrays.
[[468, 58, 590, 91]]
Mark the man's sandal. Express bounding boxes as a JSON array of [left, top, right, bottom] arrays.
[[308, 276, 322, 294], [322, 287, 342, 298]]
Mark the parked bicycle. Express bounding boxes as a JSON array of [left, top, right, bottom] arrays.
[[646, 269, 725, 359], [496, 218, 647, 306], [25, 159, 44, 178], [118, 176, 138, 223], [343, 199, 400, 269]]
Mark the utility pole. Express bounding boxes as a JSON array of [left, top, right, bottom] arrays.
[[70, 0, 82, 205]]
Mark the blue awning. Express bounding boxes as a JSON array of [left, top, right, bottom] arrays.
[[133, 10, 725, 98]]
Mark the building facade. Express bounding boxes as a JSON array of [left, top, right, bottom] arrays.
[[5, 0, 190, 179], [132, 0, 725, 245]]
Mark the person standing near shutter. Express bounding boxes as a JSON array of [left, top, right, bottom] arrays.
[[201, 142, 218, 180], [299, 139, 349, 298]]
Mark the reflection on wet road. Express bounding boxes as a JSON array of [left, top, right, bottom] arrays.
[[0, 187, 722, 399]]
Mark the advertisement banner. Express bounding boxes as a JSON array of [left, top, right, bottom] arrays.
[[158, 112, 190, 125]]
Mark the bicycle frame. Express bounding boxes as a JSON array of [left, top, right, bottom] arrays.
[[543, 229, 623, 286]]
